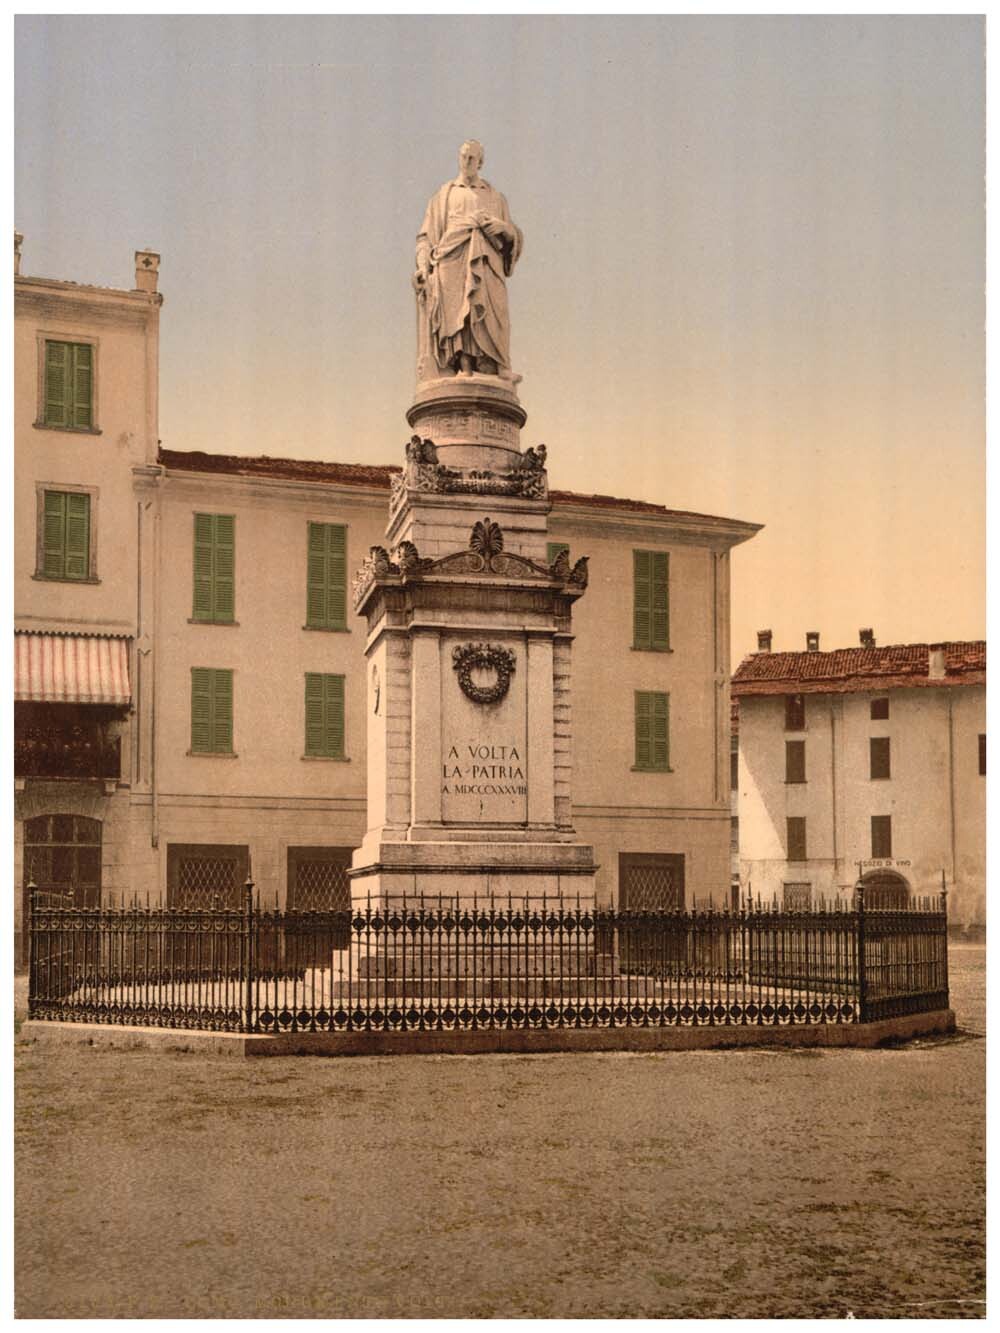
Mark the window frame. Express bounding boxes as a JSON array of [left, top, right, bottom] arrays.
[[870, 736, 891, 781], [784, 693, 806, 731], [632, 549, 671, 652], [870, 815, 893, 859], [188, 667, 236, 756], [34, 333, 101, 434], [785, 739, 806, 784], [786, 816, 807, 862], [303, 672, 348, 761], [166, 842, 249, 910], [632, 689, 671, 772], [870, 698, 890, 720], [33, 482, 100, 583], [190, 512, 237, 625], [304, 521, 349, 632], [783, 882, 812, 911]]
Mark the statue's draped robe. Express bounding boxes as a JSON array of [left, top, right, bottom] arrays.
[[417, 176, 523, 374]]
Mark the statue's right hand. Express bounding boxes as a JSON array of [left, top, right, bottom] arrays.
[[412, 267, 429, 294]]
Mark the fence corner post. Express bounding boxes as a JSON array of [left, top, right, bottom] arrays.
[[26, 879, 37, 1013], [856, 879, 868, 1023], [243, 876, 255, 1034], [939, 870, 950, 1004]]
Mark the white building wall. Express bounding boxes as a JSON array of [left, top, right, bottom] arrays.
[[738, 683, 986, 925]]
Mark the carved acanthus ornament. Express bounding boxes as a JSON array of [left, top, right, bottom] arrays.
[[352, 519, 588, 610], [390, 436, 548, 514]]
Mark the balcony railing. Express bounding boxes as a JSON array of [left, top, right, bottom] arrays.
[[14, 730, 121, 780]]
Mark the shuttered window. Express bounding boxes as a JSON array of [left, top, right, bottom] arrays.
[[633, 550, 670, 650], [870, 737, 891, 780], [306, 523, 347, 630], [871, 816, 892, 859], [41, 491, 91, 580], [192, 514, 235, 623], [190, 668, 234, 754], [305, 673, 346, 759], [783, 882, 812, 910], [634, 691, 670, 771], [787, 817, 807, 862], [785, 740, 806, 783], [43, 340, 93, 429], [785, 694, 806, 730]]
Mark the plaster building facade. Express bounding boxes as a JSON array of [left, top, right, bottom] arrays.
[[731, 631, 986, 930], [14, 241, 760, 958]]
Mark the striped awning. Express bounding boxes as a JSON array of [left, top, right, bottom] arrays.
[[15, 633, 131, 706]]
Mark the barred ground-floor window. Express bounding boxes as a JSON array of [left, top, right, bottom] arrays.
[[166, 843, 250, 910], [287, 846, 353, 954], [618, 852, 686, 910]]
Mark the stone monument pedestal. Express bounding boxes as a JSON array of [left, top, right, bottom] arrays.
[[350, 374, 596, 921]]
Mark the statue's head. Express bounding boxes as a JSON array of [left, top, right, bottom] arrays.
[[458, 140, 484, 174]]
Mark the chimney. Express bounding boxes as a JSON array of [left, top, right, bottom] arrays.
[[14, 230, 23, 276], [134, 249, 160, 293], [928, 645, 947, 680], [757, 629, 772, 652], [859, 628, 876, 649], [806, 631, 820, 652]]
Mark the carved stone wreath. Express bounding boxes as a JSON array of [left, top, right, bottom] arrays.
[[452, 642, 517, 705]]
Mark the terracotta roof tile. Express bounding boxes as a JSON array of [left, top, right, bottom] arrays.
[[157, 448, 398, 489], [731, 642, 986, 696], [156, 448, 757, 529]]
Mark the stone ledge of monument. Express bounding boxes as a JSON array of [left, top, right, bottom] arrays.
[[20, 1010, 957, 1058], [364, 842, 596, 866]]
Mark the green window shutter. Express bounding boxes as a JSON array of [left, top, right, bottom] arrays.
[[651, 691, 670, 769], [306, 524, 347, 629], [325, 673, 345, 757], [547, 542, 569, 563], [44, 342, 69, 427], [193, 514, 215, 620], [191, 668, 233, 754], [327, 525, 346, 629], [651, 552, 670, 650], [213, 515, 235, 621], [42, 491, 66, 576], [635, 691, 652, 769], [72, 344, 93, 428], [633, 551, 652, 649], [305, 673, 345, 757], [192, 514, 235, 622], [306, 524, 329, 627], [64, 493, 90, 579], [304, 673, 326, 755], [212, 669, 233, 753], [191, 668, 214, 752], [635, 691, 669, 771], [634, 550, 669, 650]]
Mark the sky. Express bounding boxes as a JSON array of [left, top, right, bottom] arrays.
[[14, 15, 985, 666]]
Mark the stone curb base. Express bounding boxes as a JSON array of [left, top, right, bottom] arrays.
[[20, 1010, 955, 1058]]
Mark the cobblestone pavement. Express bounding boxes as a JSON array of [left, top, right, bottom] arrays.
[[14, 945, 984, 1319]]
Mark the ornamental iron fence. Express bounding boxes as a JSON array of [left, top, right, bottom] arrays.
[[27, 883, 949, 1037]]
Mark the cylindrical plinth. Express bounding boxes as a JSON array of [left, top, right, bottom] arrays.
[[407, 376, 527, 471]]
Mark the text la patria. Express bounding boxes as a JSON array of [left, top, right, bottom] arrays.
[[442, 743, 527, 797]]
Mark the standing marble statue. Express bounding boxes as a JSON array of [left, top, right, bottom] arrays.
[[413, 140, 523, 380]]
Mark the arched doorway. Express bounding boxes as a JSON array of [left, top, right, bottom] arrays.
[[23, 814, 102, 915], [861, 869, 910, 910]]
